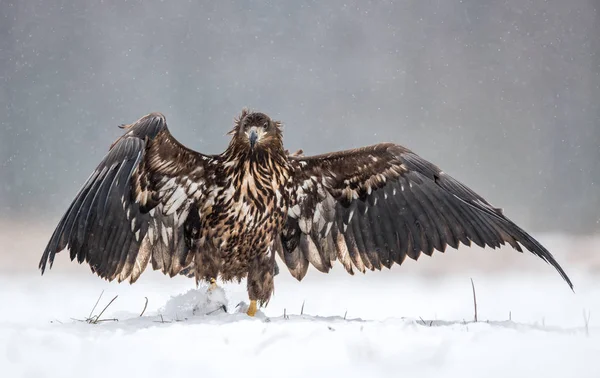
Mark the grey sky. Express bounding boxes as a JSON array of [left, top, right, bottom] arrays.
[[1, 0, 598, 233]]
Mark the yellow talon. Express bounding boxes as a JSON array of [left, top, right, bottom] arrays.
[[247, 300, 257, 317], [209, 278, 218, 291]]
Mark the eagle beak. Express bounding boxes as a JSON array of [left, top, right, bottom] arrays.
[[249, 128, 259, 150]]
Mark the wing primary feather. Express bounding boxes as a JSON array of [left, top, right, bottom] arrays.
[[59, 169, 105, 263], [376, 185, 404, 265], [434, 187, 485, 248], [87, 164, 121, 258], [68, 167, 110, 266], [399, 178, 436, 257], [369, 189, 396, 268], [46, 163, 111, 270], [418, 181, 460, 249], [408, 179, 446, 253], [423, 181, 471, 247], [113, 208, 145, 279], [130, 236, 153, 283], [463, 205, 504, 249], [100, 149, 143, 224], [101, 210, 130, 278], [118, 236, 141, 282], [337, 205, 366, 273], [102, 186, 140, 278], [446, 195, 490, 248], [330, 222, 354, 274], [40, 199, 79, 273], [80, 165, 120, 263], [45, 169, 99, 269], [74, 167, 109, 245], [298, 233, 327, 273], [348, 206, 373, 270], [390, 179, 422, 260], [283, 245, 310, 281], [355, 200, 382, 270], [108, 224, 135, 281]]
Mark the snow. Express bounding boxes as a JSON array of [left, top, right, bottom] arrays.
[[2, 235, 600, 378]]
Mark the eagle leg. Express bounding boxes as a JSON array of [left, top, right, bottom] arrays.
[[247, 300, 258, 317], [246, 253, 275, 316]]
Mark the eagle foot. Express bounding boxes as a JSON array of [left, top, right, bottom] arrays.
[[208, 277, 219, 291]]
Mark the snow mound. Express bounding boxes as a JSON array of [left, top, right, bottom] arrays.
[[160, 285, 229, 319], [158, 285, 268, 320]]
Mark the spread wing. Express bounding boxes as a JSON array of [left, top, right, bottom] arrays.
[[280, 143, 573, 289], [40, 113, 212, 283]]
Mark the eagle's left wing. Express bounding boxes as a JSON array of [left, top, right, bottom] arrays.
[[280, 143, 573, 289]]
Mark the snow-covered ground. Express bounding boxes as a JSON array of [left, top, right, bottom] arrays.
[[1, 232, 599, 378]]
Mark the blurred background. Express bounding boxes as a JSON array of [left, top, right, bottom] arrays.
[[0, 0, 598, 274]]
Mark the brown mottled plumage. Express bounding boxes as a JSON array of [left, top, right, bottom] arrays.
[[40, 109, 573, 311]]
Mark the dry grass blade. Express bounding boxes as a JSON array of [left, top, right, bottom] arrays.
[[470, 278, 478, 322], [583, 309, 591, 336], [205, 305, 227, 315], [87, 295, 119, 324], [153, 314, 171, 323], [139, 297, 148, 317], [88, 290, 104, 320]]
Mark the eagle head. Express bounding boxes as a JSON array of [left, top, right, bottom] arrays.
[[228, 108, 283, 155]]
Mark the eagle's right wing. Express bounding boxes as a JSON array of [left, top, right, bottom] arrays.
[[281, 143, 573, 289], [40, 113, 212, 283]]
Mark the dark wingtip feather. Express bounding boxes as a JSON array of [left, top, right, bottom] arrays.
[[514, 228, 574, 291]]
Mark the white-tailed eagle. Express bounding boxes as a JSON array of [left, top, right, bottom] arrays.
[[39, 110, 573, 316]]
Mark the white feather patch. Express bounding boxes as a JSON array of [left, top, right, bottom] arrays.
[[161, 177, 177, 192], [324, 221, 333, 237], [161, 226, 169, 246], [187, 182, 199, 196], [148, 226, 155, 244], [347, 208, 355, 224], [164, 187, 187, 215], [312, 204, 322, 225], [288, 204, 301, 218], [303, 234, 325, 271], [299, 217, 312, 234]]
